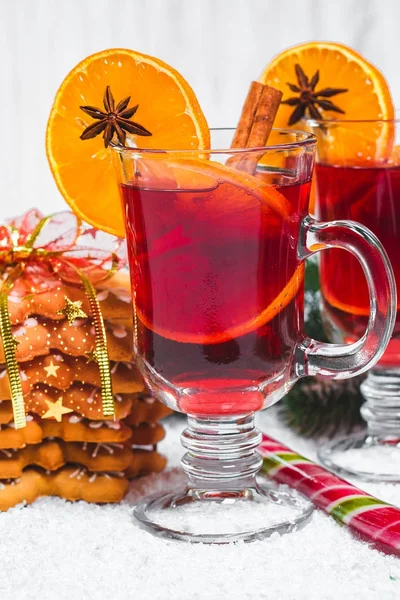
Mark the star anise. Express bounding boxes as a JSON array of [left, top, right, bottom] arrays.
[[79, 86, 152, 148], [282, 64, 348, 125]]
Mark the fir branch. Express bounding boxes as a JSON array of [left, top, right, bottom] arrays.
[[280, 376, 364, 438]]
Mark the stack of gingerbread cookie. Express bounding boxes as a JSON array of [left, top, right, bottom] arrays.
[[0, 270, 171, 510]]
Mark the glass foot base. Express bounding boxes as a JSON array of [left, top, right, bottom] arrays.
[[133, 478, 313, 543], [318, 434, 400, 482]]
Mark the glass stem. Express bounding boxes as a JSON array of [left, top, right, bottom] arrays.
[[180, 413, 262, 492], [361, 368, 400, 439]]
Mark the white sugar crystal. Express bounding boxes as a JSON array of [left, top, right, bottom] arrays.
[[87, 389, 96, 405], [68, 414, 82, 424], [112, 288, 131, 303], [143, 396, 155, 405], [112, 326, 127, 339], [13, 326, 26, 337], [96, 290, 109, 302], [24, 317, 38, 328], [70, 319, 86, 328], [106, 421, 121, 430], [0, 449, 14, 458], [68, 467, 82, 479]]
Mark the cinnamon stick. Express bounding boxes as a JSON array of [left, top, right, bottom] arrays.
[[229, 82, 283, 174], [246, 85, 283, 148], [231, 81, 264, 148]]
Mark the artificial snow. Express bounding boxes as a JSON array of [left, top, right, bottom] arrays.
[[0, 407, 399, 600], [333, 444, 400, 476]]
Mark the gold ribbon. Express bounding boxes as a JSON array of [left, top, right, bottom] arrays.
[[80, 273, 114, 417], [0, 213, 117, 428], [0, 266, 26, 429]]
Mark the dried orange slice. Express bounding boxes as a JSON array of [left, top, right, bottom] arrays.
[[129, 158, 302, 344], [46, 48, 210, 238], [259, 41, 395, 166]]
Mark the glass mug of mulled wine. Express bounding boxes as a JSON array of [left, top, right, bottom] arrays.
[[310, 117, 400, 481], [112, 128, 396, 543]]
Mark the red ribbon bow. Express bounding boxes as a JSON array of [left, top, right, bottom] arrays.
[[0, 208, 126, 291]]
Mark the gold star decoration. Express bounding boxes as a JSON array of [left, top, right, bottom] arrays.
[[85, 347, 98, 364], [12, 337, 20, 349], [58, 296, 88, 325], [43, 360, 60, 378], [42, 397, 73, 422]]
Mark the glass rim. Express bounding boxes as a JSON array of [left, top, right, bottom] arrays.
[[111, 127, 316, 155], [307, 117, 400, 125]]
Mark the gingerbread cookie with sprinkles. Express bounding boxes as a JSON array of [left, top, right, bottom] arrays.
[[0, 399, 168, 511], [0, 210, 172, 510], [1, 317, 135, 364], [0, 467, 129, 511], [0, 439, 167, 479], [6, 268, 133, 326], [0, 415, 167, 510], [0, 354, 144, 398]]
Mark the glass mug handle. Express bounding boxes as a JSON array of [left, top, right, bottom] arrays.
[[297, 216, 397, 379]]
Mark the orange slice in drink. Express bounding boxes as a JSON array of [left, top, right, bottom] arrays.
[[46, 48, 210, 238], [322, 286, 370, 317], [130, 158, 303, 344], [150, 157, 292, 219], [137, 265, 304, 344], [259, 41, 395, 166]]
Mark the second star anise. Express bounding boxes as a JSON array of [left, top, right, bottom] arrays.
[[79, 86, 152, 148], [282, 64, 348, 125]]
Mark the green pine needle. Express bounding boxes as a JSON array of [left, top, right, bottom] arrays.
[[280, 376, 364, 438]]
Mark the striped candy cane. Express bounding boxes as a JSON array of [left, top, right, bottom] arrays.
[[260, 434, 400, 555]]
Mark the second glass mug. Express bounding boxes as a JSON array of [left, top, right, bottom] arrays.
[[310, 117, 400, 481], [112, 129, 396, 543]]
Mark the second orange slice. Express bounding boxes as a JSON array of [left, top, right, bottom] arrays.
[[259, 41, 395, 166]]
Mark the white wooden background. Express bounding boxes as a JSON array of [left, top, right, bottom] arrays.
[[1, 0, 399, 219]]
